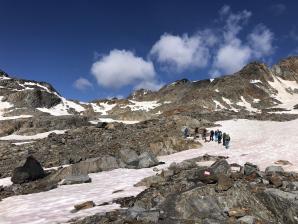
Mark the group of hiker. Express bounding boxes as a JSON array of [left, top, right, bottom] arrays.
[[182, 127, 231, 149]]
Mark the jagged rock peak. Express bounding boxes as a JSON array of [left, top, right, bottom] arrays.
[[0, 70, 10, 78]]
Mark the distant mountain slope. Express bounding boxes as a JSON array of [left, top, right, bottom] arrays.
[[0, 56, 298, 123]]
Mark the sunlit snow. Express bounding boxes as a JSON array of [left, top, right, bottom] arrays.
[[236, 96, 259, 112], [91, 102, 116, 115], [268, 75, 298, 114], [122, 100, 161, 112]]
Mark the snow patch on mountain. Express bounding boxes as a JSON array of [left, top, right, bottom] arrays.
[[222, 97, 239, 112], [37, 97, 85, 116], [90, 118, 140, 124], [91, 102, 116, 115], [0, 76, 11, 80], [122, 100, 161, 112], [236, 96, 258, 112], [0, 130, 67, 141], [250, 79, 262, 84], [268, 76, 298, 113], [214, 100, 226, 110]]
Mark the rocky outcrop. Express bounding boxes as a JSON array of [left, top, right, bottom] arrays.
[[0, 115, 89, 137], [6, 89, 61, 108], [11, 156, 45, 184], [73, 161, 298, 224], [0, 116, 200, 178]]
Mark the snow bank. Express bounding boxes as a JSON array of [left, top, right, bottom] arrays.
[[12, 141, 35, 145], [90, 118, 140, 125], [0, 115, 32, 121], [0, 130, 67, 141], [0, 177, 12, 187]]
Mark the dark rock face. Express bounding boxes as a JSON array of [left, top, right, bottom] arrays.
[[11, 156, 45, 184], [7, 89, 61, 108]]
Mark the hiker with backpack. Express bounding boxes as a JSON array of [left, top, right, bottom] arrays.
[[194, 127, 199, 139], [225, 134, 231, 149], [217, 131, 222, 144], [210, 130, 214, 141], [184, 127, 189, 139], [222, 132, 227, 146], [202, 128, 207, 142], [214, 130, 218, 142]]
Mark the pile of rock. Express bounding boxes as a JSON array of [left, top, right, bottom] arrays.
[[73, 160, 298, 224]]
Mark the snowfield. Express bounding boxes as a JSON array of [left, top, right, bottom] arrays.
[[204, 119, 298, 172], [0, 118, 298, 223]]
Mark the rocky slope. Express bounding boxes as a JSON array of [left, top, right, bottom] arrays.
[[0, 56, 298, 223], [73, 159, 298, 224], [0, 57, 298, 176]]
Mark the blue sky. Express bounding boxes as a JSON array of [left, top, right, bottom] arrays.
[[0, 0, 298, 101]]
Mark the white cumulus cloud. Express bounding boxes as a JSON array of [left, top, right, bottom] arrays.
[[73, 77, 93, 90], [91, 49, 160, 90], [150, 33, 211, 71], [210, 6, 274, 76], [248, 24, 274, 57], [213, 40, 252, 76]]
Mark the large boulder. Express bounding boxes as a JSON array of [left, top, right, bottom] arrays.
[[265, 166, 284, 175], [137, 151, 159, 168], [11, 156, 45, 184], [210, 159, 231, 177], [243, 162, 259, 176], [47, 156, 119, 183], [118, 148, 139, 167]]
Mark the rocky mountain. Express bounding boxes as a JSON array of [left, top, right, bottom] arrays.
[[0, 56, 298, 224], [1, 56, 298, 125]]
